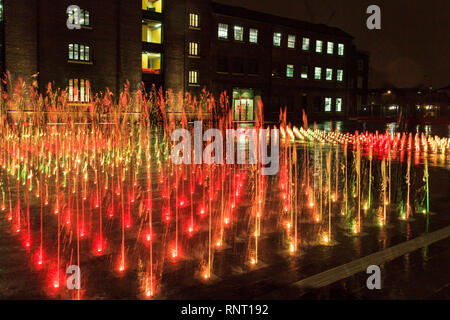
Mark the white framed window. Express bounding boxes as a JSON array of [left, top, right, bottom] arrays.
[[234, 26, 244, 41], [336, 98, 342, 112], [338, 43, 344, 56], [288, 35, 296, 48], [189, 42, 199, 56], [314, 67, 322, 80], [316, 40, 323, 53], [326, 68, 333, 81], [188, 71, 199, 84], [301, 65, 308, 79], [273, 32, 282, 47], [337, 69, 344, 82], [327, 42, 334, 54], [218, 23, 228, 39], [249, 28, 258, 43], [69, 78, 90, 102], [302, 37, 310, 51], [286, 64, 294, 78], [325, 97, 332, 112], [189, 13, 199, 28]]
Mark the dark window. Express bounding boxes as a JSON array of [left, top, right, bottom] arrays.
[[272, 63, 281, 77], [301, 95, 308, 110], [271, 95, 280, 110], [358, 59, 364, 71], [217, 56, 228, 73], [314, 96, 322, 112], [232, 58, 244, 74], [248, 59, 258, 75], [286, 95, 295, 112]]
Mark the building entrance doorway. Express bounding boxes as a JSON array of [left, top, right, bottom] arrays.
[[232, 88, 254, 122]]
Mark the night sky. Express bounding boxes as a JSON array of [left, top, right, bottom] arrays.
[[215, 0, 450, 89]]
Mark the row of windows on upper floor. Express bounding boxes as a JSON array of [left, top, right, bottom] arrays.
[[187, 66, 344, 86], [272, 97, 344, 113], [216, 59, 345, 81], [280, 65, 344, 81], [218, 23, 345, 54], [188, 13, 345, 55]]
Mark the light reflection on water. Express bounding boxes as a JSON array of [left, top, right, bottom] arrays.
[[315, 121, 450, 138]]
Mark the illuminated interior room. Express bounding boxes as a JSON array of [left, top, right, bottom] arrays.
[[142, 51, 162, 74]]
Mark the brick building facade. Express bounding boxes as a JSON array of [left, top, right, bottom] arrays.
[[1, 0, 369, 121]]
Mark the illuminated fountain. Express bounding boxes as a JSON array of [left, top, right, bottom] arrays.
[[0, 78, 448, 299]]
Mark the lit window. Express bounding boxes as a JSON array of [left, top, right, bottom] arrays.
[[273, 33, 282, 47], [189, 42, 199, 56], [326, 68, 333, 81], [336, 98, 342, 112], [234, 26, 244, 41], [68, 79, 90, 102], [327, 42, 334, 54], [302, 37, 310, 51], [68, 8, 90, 26], [68, 44, 90, 62], [142, 0, 163, 13], [189, 13, 199, 28], [316, 40, 323, 53], [189, 71, 199, 84], [142, 20, 162, 44], [218, 23, 228, 39], [288, 35, 296, 48], [338, 43, 344, 56], [337, 69, 343, 82], [325, 97, 332, 112], [249, 28, 258, 43], [79, 9, 90, 26], [286, 64, 294, 78], [301, 65, 308, 79], [314, 67, 322, 80], [142, 51, 161, 74]]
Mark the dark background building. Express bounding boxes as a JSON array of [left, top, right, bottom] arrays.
[[0, 0, 370, 122], [363, 87, 450, 120]]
